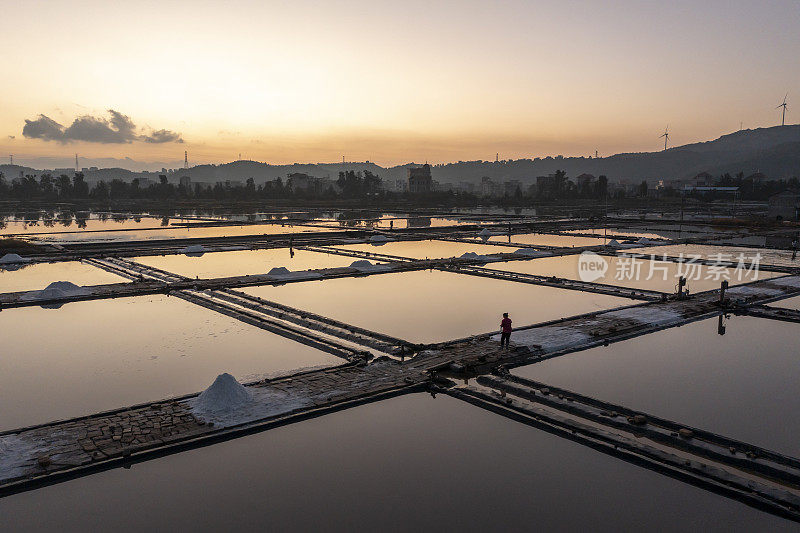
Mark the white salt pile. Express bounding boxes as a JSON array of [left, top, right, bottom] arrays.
[[193, 373, 253, 415], [369, 234, 391, 244], [478, 228, 493, 237], [349, 260, 392, 273], [636, 237, 651, 245], [22, 281, 90, 300], [181, 244, 207, 256], [607, 239, 621, 248], [460, 252, 480, 259], [268, 267, 291, 276], [0, 253, 30, 264]]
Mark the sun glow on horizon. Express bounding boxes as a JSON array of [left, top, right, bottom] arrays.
[[2, 0, 799, 167]]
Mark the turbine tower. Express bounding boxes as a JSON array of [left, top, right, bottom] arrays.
[[777, 94, 788, 126], [184, 150, 188, 169], [75, 153, 79, 171], [659, 126, 670, 151]]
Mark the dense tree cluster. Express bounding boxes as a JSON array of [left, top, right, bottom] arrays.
[[2, 168, 797, 205]]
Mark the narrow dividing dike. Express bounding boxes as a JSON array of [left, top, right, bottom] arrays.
[[446, 375, 800, 522], [85, 258, 412, 358], [738, 305, 800, 324], [440, 264, 668, 301], [298, 245, 418, 263], [0, 362, 425, 497]]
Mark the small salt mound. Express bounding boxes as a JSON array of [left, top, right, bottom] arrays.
[[369, 235, 391, 244], [268, 267, 291, 276], [193, 373, 253, 414], [460, 252, 480, 259], [607, 239, 621, 247], [0, 253, 30, 264], [181, 244, 207, 256], [636, 237, 651, 245], [23, 281, 90, 300], [478, 228, 493, 237], [513, 248, 539, 256], [349, 259, 392, 273]]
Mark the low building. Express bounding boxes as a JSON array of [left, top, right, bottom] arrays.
[[408, 164, 432, 193], [504, 179, 522, 196], [768, 190, 800, 221], [287, 172, 312, 191], [179, 176, 192, 189]]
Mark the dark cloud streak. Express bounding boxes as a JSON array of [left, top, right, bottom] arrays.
[[22, 109, 183, 144], [142, 129, 184, 144]]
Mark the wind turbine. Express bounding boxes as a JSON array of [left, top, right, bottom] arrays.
[[659, 125, 670, 151], [777, 94, 788, 126]]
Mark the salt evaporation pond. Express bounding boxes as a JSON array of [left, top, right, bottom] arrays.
[[512, 315, 800, 456], [242, 270, 629, 343], [0, 393, 791, 532], [490, 254, 780, 293], [134, 248, 367, 279], [0, 295, 341, 431], [0, 215, 170, 236], [332, 239, 515, 259], [484, 232, 608, 247], [767, 294, 800, 308], [0, 260, 127, 293], [24, 223, 337, 244], [626, 244, 799, 268]]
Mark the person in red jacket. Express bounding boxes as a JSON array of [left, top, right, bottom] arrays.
[[500, 313, 512, 348]]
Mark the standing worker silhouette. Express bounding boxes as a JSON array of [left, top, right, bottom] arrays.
[[500, 313, 512, 348]]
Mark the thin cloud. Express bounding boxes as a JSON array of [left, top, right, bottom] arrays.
[[142, 129, 184, 143], [22, 109, 183, 144]]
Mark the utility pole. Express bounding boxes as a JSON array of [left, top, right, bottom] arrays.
[[75, 153, 79, 171]]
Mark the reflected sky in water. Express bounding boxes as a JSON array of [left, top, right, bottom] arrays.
[[0, 295, 340, 430], [0, 393, 792, 532], [514, 315, 800, 456]]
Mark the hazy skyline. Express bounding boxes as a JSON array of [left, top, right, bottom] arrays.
[[3, 0, 799, 166]]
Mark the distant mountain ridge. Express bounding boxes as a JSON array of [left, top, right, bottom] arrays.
[[2, 125, 798, 185]]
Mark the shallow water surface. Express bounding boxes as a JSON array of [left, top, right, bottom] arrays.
[[242, 270, 628, 343], [0, 295, 341, 430], [25, 223, 335, 244], [626, 244, 797, 268], [0, 261, 127, 293], [490, 254, 776, 293], [0, 393, 792, 532], [486, 232, 607, 247], [134, 248, 366, 279], [333, 239, 515, 259], [512, 315, 800, 456]]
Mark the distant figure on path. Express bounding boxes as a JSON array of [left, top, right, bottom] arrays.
[[500, 312, 512, 348]]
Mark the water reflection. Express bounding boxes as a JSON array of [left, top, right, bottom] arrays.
[[513, 315, 800, 456], [242, 270, 628, 343], [0, 261, 127, 293], [0, 394, 791, 532], [0, 295, 340, 430]]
